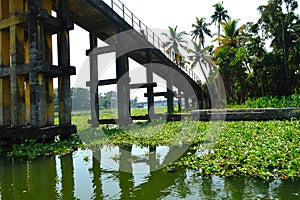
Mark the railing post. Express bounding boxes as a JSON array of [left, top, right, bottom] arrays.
[[131, 13, 134, 27], [152, 32, 154, 45], [122, 4, 125, 19], [111, 0, 113, 10]]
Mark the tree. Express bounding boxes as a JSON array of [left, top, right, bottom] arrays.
[[258, 0, 299, 95], [161, 26, 188, 64], [213, 19, 248, 103], [71, 88, 90, 111], [215, 19, 241, 49], [211, 2, 230, 39], [191, 17, 212, 48]]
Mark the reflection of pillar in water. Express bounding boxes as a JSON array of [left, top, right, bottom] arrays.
[[224, 177, 245, 199], [11, 160, 29, 199], [119, 145, 134, 199], [29, 157, 57, 199], [0, 160, 14, 199], [61, 154, 75, 199], [92, 150, 103, 199], [149, 146, 158, 171]]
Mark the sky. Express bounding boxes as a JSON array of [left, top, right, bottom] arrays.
[[55, 0, 272, 99], [65, 0, 269, 84], [115, 0, 269, 33]]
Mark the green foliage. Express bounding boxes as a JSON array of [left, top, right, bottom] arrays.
[[228, 94, 300, 108], [72, 88, 90, 111], [3, 112, 300, 180], [6, 135, 83, 159], [175, 120, 300, 180]]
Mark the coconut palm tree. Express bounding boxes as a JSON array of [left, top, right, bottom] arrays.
[[187, 42, 217, 82], [187, 42, 223, 107], [219, 19, 241, 47], [211, 2, 229, 39], [191, 17, 212, 48], [161, 26, 188, 64]]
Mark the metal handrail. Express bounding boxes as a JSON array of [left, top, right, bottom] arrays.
[[103, 0, 200, 82]]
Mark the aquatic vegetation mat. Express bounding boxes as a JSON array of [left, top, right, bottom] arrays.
[[2, 114, 300, 180]]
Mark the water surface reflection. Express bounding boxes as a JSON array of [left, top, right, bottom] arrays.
[[0, 146, 299, 199]]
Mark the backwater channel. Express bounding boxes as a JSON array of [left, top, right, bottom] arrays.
[[0, 146, 300, 199]]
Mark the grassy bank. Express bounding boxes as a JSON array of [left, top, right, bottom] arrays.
[[1, 112, 300, 180]]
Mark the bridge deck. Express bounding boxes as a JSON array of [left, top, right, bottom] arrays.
[[66, 0, 201, 92]]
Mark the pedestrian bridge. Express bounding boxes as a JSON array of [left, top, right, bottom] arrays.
[[0, 0, 204, 139]]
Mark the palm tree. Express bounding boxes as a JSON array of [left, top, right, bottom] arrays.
[[161, 26, 188, 64], [191, 17, 212, 48], [187, 42, 222, 107], [187, 41, 218, 82], [219, 19, 241, 47], [211, 2, 229, 39]]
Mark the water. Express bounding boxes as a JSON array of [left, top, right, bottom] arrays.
[[0, 147, 299, 200]]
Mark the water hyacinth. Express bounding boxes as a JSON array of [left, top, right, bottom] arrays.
[[1, 113, 300, 180]]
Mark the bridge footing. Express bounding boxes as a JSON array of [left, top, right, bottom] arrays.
[[0, 125, 77, 141]]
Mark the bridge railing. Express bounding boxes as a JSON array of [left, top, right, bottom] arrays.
[[102, 0, 200, 83]]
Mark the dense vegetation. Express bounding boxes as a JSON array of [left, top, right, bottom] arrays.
[[162, 0, 300, 105], [228, 94, 300, 108], [2, 112, 299, 180]]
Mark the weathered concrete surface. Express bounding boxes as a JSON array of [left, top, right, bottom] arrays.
[[191, 108, 300, 121]]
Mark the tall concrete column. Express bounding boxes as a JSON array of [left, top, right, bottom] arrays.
[[89, 33, 99, 127], [0, 0, 11, 126], [28, 0, 46, 127], [58, 0, 71, 125], [166, 68, 174, 113], [116, 29, 131, 125], [146, 49, 154, 118], [10, 0, 25, 127]]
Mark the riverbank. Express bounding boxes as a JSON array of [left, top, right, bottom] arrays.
[[1, 114, 299, 180]]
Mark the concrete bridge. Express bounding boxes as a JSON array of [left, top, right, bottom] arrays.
[[0, 0, 204, 139]]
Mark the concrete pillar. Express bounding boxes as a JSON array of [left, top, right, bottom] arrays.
[[146, 49, 154, 118], [28, 0, 46, 127], [58, 0, 71, 125], [0, 0, 11, 126], [166, 68, 174, 113], [9, 0, 26, 127], [116, 30, 131, 125], [44, 0, 54, 125], [89, 33, 99, 127], [177, 90, 182, 113]]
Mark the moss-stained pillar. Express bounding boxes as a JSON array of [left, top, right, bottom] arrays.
[[9, 0, 26, 127], [43, 0, 54, 125], [28, 0, 46, 127], [57, 0, 71, 125], [0, 0, 11, 126]]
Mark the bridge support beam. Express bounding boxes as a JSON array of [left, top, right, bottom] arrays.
[[112, 27, 131, 125], [89, 33, 99, 127], [0, 0, 76, 139], [146, 49, 154, 118], [166, 68, 174, 114], [116, 51, 131, 125]]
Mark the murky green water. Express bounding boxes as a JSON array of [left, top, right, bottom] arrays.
[[0, 147, 299, 200]]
